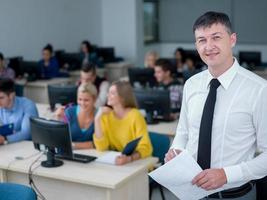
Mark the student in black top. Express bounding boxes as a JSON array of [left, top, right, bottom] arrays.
[[154, 59, 183, 119]]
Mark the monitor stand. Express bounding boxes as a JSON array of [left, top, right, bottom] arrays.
[[146, 112, 159, 125], [41, 147, 63, 168]]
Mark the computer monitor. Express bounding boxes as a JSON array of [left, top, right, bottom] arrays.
[[30, 117, 73, 168], [239, 51, 261, 67], [60, 52, 82, 70], [48, 83, 78, 110], [20, 61, 42, 81], [7, 56, 24, 77], [134, 88, 171, 124], [128, 68, 157, 88], [96, 47, 115, 63]]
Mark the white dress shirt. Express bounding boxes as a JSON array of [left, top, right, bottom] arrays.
[[171, 58, 267, 186]]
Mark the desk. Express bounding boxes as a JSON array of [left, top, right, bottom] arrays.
[[0, 141, 157, 200], [16, 78, 74, 104], [147, 120, 178, 137]]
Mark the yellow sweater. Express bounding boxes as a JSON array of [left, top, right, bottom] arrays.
[[93, 108, 153, 158]]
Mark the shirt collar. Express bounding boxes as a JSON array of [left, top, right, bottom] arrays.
[[3, 97, 18, 113], [205, 58, 239, 90]]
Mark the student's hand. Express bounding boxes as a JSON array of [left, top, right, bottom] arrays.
[[164, 148, 181, 163], [192, 168, 227, 190], [95, 106, 112, 119], [115, 155, 131, 165], [0, 136, 5, 145], [54, 106, 65, 120]]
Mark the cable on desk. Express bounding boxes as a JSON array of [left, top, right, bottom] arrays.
[[28, 152, 46, 200]]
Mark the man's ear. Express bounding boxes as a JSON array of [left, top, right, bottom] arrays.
[[231, 33, 237, 48]]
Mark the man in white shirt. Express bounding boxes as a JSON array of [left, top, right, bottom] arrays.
[[164, 11, 267, 200]]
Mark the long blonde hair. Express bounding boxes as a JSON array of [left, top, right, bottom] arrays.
[[78, 82, 98, 99]]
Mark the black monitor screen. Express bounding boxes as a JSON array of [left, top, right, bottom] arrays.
[[239, 51, 261, 67], [30, 117, 73, 167], [48, 83, 77, 110], [20, 61, 42, 81], [128, 68, 157, 88], [134, 88, 171, 124]]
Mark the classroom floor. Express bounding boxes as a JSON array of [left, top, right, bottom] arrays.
[[151, 187, 179, 200]]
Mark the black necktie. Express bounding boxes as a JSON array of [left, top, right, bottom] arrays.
[[197, 78, 221, 170]]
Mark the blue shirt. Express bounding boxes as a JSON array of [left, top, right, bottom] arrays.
[[39, 57, 59, 79], [65, 105, 94, 142], [0, 97, 38, 143]]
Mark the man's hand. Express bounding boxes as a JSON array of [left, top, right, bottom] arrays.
[[192, 168, 227, 190], [0, 136, 5, 145], [164, 148, 181, 163]]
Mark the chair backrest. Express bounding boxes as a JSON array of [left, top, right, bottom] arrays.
[[0, 183, 37, 200], [15, 84, 24, 97], [149, 132, 170, 164]]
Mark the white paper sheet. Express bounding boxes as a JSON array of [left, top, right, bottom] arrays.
[[95, 151, 121, 165], [149, 150, 226, 200]]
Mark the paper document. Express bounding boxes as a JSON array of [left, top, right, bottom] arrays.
[[95, 151, 121, 165], [149, 150, 225, 200]]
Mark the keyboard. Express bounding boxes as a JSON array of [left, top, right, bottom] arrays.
[[56, 153, 96, 163]]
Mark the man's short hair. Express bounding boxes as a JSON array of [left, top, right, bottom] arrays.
[[0, 52, 4, 61], [155, 59, 174, 73], [81, 63, 96, 75], [0, 78, 15, 94], [193, 11, 233, 34]]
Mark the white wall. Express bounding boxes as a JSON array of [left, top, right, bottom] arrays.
[[0, 0, 102, 60], [101, 0, 144, 66]]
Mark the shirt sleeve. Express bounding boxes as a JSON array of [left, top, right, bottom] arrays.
[[134, 111, 153, 158], [93, 115, 110, 151], [171, 81, 189, 150], [7, 100, 39, 143], [95, 81, 110, 107], [224, 85, 267, 184]]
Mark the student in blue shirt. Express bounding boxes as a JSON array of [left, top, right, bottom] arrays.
[[0, 79, 38, 144], [39, 44, 59, 79], [55, 82, 97, 149]]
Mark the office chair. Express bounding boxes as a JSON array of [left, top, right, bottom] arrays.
[[0, 183, 37, 200], [15, 83, 24, 97], [149, 132, 171, 200]]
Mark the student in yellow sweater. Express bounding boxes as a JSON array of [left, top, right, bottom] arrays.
[[94, 81, 153, 165]]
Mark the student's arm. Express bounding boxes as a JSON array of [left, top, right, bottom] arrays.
[[72, 141, 94, 149], [95, 81, 110, 107], [93, 107, 111, 151], [7, 102, 38, 143], [133, 111, 153, 159]]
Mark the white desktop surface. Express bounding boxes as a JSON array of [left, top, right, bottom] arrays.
[[0, 141, 157, 200]]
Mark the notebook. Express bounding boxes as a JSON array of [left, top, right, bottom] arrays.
[[0, 123, 14, 137], [96, 136, 142, 164]]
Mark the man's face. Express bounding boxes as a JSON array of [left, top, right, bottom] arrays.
[[195, 23, 236, 69], [154, 66, 170, 83], [0, 92, 14, 108], [80, 71, 96, 84]]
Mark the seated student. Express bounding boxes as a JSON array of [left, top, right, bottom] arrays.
[[39, 44, 59, 79], [154, 59, 183, 118], [55, 83, 97, 150], [174, 47, 186, 73], [0, 53, 15, 80], [80, 40, 103, 68], [94, 81, 153, 165], [78, 63, 109, 107], [183, 55, 201, 81], [0, 78, 38, 144], [144, 50, 159, 69]]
